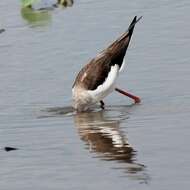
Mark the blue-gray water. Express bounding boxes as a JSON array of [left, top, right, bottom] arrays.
[[0, 0, 190, 189]]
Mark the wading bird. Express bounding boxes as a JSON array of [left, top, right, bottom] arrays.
[[72, 16, 142, 112]]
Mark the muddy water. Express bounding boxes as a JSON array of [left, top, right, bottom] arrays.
[[0, 0, 190, 189]]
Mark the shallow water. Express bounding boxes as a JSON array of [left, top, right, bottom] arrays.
[[0, 0, 190, 189]]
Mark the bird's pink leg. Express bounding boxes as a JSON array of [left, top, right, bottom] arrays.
[[115, 87, 141, 104]]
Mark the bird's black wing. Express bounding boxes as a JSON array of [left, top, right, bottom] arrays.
[[72, 53, 112, 90]]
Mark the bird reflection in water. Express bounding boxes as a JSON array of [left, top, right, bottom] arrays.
[[74, 110, 149, 182], [21, 0, 74, 26]]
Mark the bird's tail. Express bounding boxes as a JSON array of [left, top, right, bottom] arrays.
[[110, 16, 142, 48], [105, 16, 142, 68], [127, 16, 142, 38]]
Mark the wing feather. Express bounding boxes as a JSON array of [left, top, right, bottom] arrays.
[[72, 52, 112, 90]]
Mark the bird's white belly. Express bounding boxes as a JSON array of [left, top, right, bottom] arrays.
[[88, 64, 119, 101], [72, 87, 94, 111], [72, 64, 119, 111]]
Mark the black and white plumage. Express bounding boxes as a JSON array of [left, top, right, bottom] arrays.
[[72, 16, 142, 112]]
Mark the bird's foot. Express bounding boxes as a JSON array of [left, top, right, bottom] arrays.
[[100, 100, 105, 109]]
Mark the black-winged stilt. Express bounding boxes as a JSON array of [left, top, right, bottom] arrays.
[[72, 16, 142, 112]]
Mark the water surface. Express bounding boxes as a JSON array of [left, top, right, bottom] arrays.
[[0, 0, 190, 189]]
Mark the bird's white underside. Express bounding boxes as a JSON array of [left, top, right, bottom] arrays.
[[87, 64, 119, 101], [99, 126, 130, 148], [72, 64, 120, 111], [72, 56, 126, 111]]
